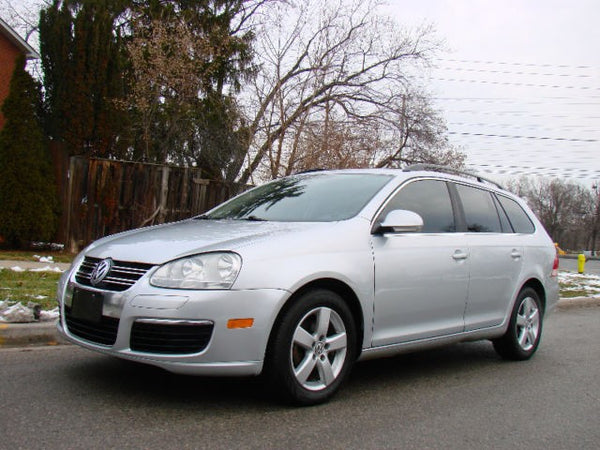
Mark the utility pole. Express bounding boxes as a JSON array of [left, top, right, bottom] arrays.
[[592, 183, 600, 256]]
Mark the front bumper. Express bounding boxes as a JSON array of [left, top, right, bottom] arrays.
[[57, 279, 290, 376]]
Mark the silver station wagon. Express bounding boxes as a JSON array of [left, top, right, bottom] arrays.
[[57, 166, 560, 405]]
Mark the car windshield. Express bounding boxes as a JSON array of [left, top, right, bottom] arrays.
[[203, 173, 393, 222]]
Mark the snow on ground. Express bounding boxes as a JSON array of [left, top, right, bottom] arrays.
[[0, 264, 64, 322], [558, 271, 600, 297], [34, 254, 54, 263], [29, 266, 64, 273]]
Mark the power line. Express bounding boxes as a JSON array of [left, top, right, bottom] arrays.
[[439, 67, 591, 78], [439, 59, 596, 70], [434, 97, 600, 103], [448, 131, 598, 143], [444, 109, 600, 119], [465, 163, 600, 182], [448, 121, 598, 133], [432, 77, 600, 91]]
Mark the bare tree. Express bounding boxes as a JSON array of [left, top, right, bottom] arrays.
[[123, 1, 263, 178], [508, 176, 594, 250], [233, 0, 462, 184], [125, 14, 211, 162], [0, 0, 46, 42], [586, 184, 600, 254], [0, 0, 48, 78]]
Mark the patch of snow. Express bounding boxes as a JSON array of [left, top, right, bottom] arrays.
[[31, 242, 64, 251], [10, 266, 25, 272], [34, 255, 55, 263], [558, 270, 600, 295], [29, 266, 64, 273], [39, 307, 59, 321], [0, 301, 35, 323]]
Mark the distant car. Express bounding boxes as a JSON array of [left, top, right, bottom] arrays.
[[57, 166, 559, 405]]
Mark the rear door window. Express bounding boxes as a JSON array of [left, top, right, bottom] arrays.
[[455, 184, 502, 233]]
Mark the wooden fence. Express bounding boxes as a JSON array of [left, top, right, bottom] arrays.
[[54, 155, 244, 252]]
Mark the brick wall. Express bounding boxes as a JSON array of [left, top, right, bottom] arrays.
[[0, 33, 20, 129]]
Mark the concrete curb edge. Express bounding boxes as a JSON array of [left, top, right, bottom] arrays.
[[0, 322, 67, 348]]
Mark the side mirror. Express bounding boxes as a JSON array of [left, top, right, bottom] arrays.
[[373, 209, 424, 234]]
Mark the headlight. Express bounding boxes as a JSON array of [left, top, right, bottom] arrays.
[[150, 252, 242, 290]]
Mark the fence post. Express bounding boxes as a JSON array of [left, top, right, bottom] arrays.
[[158, 166, 170, 223], [65, 156, 75, 253]]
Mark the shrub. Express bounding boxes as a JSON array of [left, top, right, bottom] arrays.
[[0, 55, 58, 248]]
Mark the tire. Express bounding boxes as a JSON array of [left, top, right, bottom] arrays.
[[266, 289, 357, 406], [493, 287, 543, 360]]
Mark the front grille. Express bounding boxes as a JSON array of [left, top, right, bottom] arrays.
[[65, 306, 119, 346], [130, 320, 214, 354], [75, 257, 155, 292]]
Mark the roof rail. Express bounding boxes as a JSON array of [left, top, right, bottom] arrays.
[[403, 164, 504, 189], [295, 168, 326, 175]]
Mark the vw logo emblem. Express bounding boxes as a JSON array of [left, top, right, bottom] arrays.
[[90, 258, 113, 286]]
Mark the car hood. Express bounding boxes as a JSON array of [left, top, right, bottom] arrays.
[[83, 219, 329, 265]]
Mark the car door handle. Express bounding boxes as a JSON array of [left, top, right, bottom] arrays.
[[511, 249, 522, 259], [452, 251, 468, 260]]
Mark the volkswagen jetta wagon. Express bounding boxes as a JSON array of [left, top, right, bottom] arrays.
[[57, 166, 559, 405]]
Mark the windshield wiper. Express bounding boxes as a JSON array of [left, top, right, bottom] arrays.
[[243, 215, 267, 221]]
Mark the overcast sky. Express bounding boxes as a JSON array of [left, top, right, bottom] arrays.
[[386, 0, 600, 186]]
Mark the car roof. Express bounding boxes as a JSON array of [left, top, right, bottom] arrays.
[[296, 166, 507, 194]]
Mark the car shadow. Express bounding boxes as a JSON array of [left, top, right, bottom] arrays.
[[63, 340, 504, 410]]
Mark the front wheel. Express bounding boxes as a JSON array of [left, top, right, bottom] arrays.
[[266, 289, 357, 405], [493, 287, 543, 360]]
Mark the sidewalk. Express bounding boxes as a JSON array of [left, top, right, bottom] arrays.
[[0, 259, 71, 271]]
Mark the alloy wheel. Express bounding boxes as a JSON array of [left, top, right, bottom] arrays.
[[290, 306, 348, 391]]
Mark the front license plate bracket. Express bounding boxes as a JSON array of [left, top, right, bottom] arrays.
[[71, 288, 104, 323]]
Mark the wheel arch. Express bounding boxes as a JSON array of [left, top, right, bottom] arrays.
[[265, 278, 365, 361], [520, 278, 547, 313]]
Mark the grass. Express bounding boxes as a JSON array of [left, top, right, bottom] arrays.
[[558, 289, 590, 298], [0, 269, 61, 310]]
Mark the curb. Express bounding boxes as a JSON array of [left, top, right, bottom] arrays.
[[0, 321, 68, 348], [0, 297, 599, 349]]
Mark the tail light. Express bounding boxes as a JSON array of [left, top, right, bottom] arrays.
[[551, 252, 559, 277]]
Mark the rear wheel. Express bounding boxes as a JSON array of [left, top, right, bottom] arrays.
[[266, 289, 357, 405], [493, 287, 543, 360]]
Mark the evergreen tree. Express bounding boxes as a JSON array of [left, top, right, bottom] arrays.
[[39, 0, 130, 158], [125, 0, 257, 178], [0, 55, 58, 248]]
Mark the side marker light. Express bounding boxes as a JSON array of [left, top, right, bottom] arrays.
[[227, 318, 254, 329]]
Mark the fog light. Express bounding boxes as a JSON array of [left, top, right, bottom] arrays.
[[227, 318, 254, 329]]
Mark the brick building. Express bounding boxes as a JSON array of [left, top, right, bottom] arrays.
[[0, 17, 39, 130]]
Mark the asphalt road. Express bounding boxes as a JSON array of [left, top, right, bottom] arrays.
[[560, 257, 600, 275], [1, 307, 599, 450]]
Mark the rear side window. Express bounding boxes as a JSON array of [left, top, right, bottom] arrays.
[[497, 195, 535, 234], [492, 195, 514, 233], [456, 184, 501, 233], [381, 180, 455, 232]]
